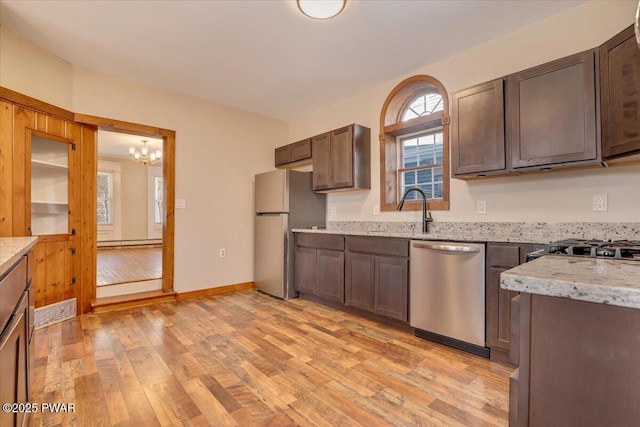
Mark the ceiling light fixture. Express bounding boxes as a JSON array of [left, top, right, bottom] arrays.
[[297, 0, 346, 20], [129, 140, 162, 165]]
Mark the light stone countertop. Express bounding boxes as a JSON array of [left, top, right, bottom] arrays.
[[0, 237, 38, 277], [293, 221, 640, 244], [501, 255, 640, 310]]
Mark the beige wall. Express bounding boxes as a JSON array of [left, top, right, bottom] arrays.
[[289, 1, 640, 224], [0, 26, 73, 110], [1, 27, 289, 293]]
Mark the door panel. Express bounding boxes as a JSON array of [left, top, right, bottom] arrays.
[[330, 127, 353, 188], [294, 247, 316, 294], [374, 256, 408, 321], [312, 133, 331, 190], [316, 249, 344, 303], [345, 252, 374, 311]]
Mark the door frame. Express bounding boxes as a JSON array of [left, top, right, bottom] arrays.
[[74, 114, 176, 294]]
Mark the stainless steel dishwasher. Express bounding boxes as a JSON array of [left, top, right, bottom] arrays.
[[410, 240, 488, 357]]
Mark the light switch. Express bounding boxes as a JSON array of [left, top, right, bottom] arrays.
[[176, 198, 186, 209]]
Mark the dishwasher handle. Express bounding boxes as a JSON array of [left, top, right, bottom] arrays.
[[412, 242, 481, 253]]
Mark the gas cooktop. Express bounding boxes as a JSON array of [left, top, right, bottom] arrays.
[[529, 239, 640, 261]]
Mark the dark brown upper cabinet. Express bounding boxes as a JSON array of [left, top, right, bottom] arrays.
[[508, 49, 600, 170], [312, 124, 371, 192], [600, 25, 640, 159], [451, 79, 507, 177], [274, 138, 312, 167]]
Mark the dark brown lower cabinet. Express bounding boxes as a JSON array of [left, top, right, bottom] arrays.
[[294, 234, 345, 303], [513, 293, 640, 427], [486, 242, 534, 363], [345, 236, 409, 322]]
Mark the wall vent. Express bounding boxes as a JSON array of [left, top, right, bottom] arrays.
[[34, 298, 76, 329]]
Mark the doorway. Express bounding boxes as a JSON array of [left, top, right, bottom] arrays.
[[74, 113, 176, 302], [95, 130, 164, 297]]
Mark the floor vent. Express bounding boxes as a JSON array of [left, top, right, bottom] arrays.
[[34, 298, 76, 329]]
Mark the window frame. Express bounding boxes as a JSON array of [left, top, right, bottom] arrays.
[[379, 75, 450, 212]]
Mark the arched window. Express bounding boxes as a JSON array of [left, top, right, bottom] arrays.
[[379, 75, 450, 211]]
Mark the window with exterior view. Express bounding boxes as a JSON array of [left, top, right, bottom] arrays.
[[154, 176, 163, 224], [97, 171, 112, 224], [379, 75, 450, 211]]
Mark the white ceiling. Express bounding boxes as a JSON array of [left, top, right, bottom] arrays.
[[98, 130, 163, 160], [0, 0, 585, 122]]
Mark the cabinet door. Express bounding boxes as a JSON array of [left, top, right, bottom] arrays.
[[600, 25, 640, 159], [32, 241, 75, 308], [452, 79, 506, 176], [508, 50, 598, 169], [487, 266, 518, 350], [0, 293, 28, 427], [275, 145, 292, 166], [373, 256, 408, 321], [291, 139, 312, 162], [294, 247, 317, 294], [316, 249, 344, 303], [345, 252, 374, 312], [312, 133, 331, 190], [330, 126, 354, 188]]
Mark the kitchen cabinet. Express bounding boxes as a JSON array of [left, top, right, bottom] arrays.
[[600, 25, 640, 159], [294, 233, 344, 303], [512, 293, 640, 427], [312, 124, 371, 192], [274, 138, 312, 167], [451, 79, 507, 177], [486, 242, 533, 363], [345, 236, 409, 322], [508, 49, 599, 170], [0, 253, 32, 427]]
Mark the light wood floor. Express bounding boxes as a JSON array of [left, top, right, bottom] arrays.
[[97, 247, 162, 286], [31, 290, 512, 426]]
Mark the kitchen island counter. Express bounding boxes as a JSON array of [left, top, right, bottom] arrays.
[[0, 237, 37, 277], [501, 255, 640, 309]]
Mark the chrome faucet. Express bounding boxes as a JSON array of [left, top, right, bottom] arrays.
[[397, 188, 433, 233]]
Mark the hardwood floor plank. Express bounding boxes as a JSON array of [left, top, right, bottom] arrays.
[[97, 247, 162, 286], [31, 290, 510, 426]]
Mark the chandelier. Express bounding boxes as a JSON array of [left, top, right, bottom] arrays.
[[129, 140, 162, 165]]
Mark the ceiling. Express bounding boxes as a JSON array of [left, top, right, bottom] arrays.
[[98, 130, 163, 161], [0, 0, 585, 122]]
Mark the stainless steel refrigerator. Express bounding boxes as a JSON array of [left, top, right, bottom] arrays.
[[254, 170, 326, 299]]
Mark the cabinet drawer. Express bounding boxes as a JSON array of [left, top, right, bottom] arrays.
[[346, 236, 409, 257], [0, 257, 27, 331], [488, 244, 520, 267], [296, 233, 344, 251]]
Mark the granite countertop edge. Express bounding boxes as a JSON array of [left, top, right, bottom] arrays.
[[501, 257, 640, 310], [0, 237, 38, 277]]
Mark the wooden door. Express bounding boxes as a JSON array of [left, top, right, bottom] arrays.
[[600, 25, 640, 159], [294, 247, 317, 294], [32, 240, 75, 308], [451, 79, 506, 176], [275, 145, 292, 166], [330, 126, 354, 188], [316, 249, 344, 303], [345, 252, 374, 312], [373, 255, 408, 321], [508, 50, 598, 169], [311, 133, 331, 190], [291, 139, 311, 162], [0, 293, 28, 427]]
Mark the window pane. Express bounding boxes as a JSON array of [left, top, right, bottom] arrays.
[[433, 182, 443, 199], [416, 168, 432, 184], [154, 177, 163, 224], [402, 170, 415, 186], [97, 172, 112, 225], [402, 138, 419, 168], [419, 184, 433, 199], [401, 93, 444, 122], [433, 166, 443, 182]]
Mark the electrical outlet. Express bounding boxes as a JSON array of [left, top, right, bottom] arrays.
[[219, 248, 226, 258], [330, 207, 336, 216], [373, 204, 380, 216], [176, 198, 186, 209], [592, 194, 608, 212], [476, 200, 487, 215]]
